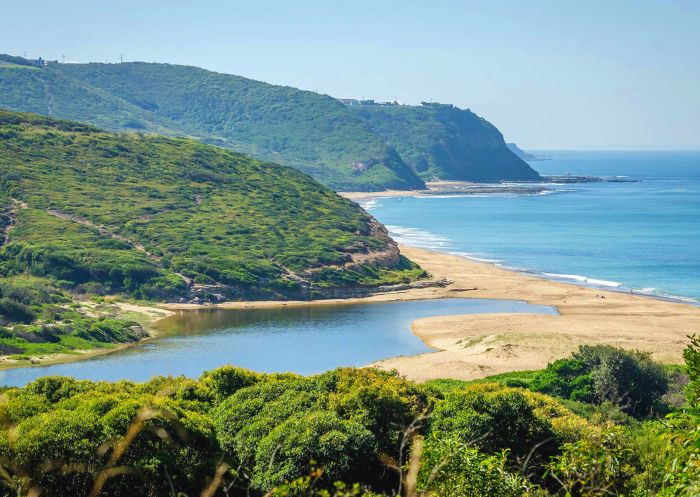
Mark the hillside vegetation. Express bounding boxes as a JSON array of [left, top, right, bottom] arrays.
[[0, 341, 695, 496], [0, 276, 148, 360], [0, 55, 424, 191], [0, 54, 543, 190], [350, 103, 541, 182], [0, 109, 424, 305]]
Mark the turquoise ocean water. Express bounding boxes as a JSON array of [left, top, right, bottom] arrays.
[[365, 150, 700, 303]]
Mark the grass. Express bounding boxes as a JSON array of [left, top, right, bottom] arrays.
[[426, 370, 540, 393], [0, 109, 425, 302], [0, 54, 425, 191]]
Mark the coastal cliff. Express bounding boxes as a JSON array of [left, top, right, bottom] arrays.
[[350, 102, 542, 182]]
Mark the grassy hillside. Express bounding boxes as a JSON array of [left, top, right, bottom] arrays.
[[0, 339, 695, 496], [0, 55, 424, 191], [0, 109, 424, 303], [350, 102, 542, 182], [0, 55, 182, 135]]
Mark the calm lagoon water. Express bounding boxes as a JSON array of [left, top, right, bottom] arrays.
[[366, 150, 700, 303], [0, 299, 556, 387]]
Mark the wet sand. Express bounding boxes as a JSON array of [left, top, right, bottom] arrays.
[[5, 247, 698, 381], [371, 247, 700, 381], [339, 181, 547, 201]]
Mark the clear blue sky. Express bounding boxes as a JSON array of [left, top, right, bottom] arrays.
[[3, 0, 699, 149]]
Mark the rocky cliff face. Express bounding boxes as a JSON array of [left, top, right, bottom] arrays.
[[350, 103, 542, 182]]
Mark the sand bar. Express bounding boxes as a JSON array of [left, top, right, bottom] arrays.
[[161, 245, 700, 382], [371, 246, 700, 381], [3, 247, 698, 380], [339, 181, 547, 201]]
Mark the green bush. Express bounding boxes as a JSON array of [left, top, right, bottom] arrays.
[[417, 432, 547, 497], [199, 365, 262, 403], [0, 357, 695, 497], [253, 411, 376, 491], [531, 345, 668, 417], [0, 297, 35, 324], [428, 388, 559, 472], [661, 335, 700, 497]]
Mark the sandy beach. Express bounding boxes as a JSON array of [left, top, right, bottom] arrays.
[[162, 245, 700, 382], [339, 181, 547, 201], [4, 246, 698, 380], [371, 246, 700, 381]]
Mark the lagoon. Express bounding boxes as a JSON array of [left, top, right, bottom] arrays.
[[0, 298, 557, 387]]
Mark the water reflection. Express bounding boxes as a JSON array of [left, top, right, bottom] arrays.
[[0, 298, 557, 386]]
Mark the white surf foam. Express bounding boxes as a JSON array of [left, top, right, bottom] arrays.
[[448, 251, 502, 263], [386, 225, 453, 250], [359, 199, 381, 210], [542, 272, 623, 288]]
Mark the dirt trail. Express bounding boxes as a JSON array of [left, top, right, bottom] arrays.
[[1, 199, 27, 248], [44, 209, 192, 285]]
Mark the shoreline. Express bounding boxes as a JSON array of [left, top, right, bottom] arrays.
[[339, 180, 549, 201], [372, 246, 700, 381], [2, 246, 698, 382], [159, 245, 700, 382], [0, 303, 174, 371]]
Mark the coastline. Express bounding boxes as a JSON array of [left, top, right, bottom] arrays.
[[2, 246, 698, 381], [339, 180, 548, 201], [372, 246, 700, 381], [159, 245, 700, 382]]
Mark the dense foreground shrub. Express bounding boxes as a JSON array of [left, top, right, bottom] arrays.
[[417, 432, 547, 497], [661, 335, 700, 497], [0, 339, 696, 497]]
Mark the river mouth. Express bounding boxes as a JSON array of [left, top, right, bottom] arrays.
[[0, 298, 557, 387]]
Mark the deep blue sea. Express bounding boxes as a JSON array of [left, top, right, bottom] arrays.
[[365, 150, 700, 303]]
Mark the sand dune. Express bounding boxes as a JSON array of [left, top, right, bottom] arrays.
[[371, 246, 700, 381]]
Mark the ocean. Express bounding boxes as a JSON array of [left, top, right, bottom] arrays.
[[364, 150, 700, 303]]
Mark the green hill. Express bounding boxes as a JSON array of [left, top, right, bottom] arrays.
[[0, 109, 424, 303], [0, 55, 542, 190], [0, 55, 424, 191], [349, 102, 542, 182]]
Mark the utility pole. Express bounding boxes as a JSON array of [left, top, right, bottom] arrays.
[[62, 55, 65, 63], [120, 53, 123, 63]]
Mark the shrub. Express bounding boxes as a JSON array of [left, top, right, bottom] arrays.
[[428, 387, 559, 472], [661, 335, 700, 497], [199, 365, 262, 403], [417, 432, 547, 497], [0, 297, 36, 324], [531, 345, 668, 417], [546, 428, 638, 497], [253, 411, 377, 491]]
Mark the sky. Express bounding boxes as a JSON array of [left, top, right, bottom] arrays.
[[2, 0, 699, 149]]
